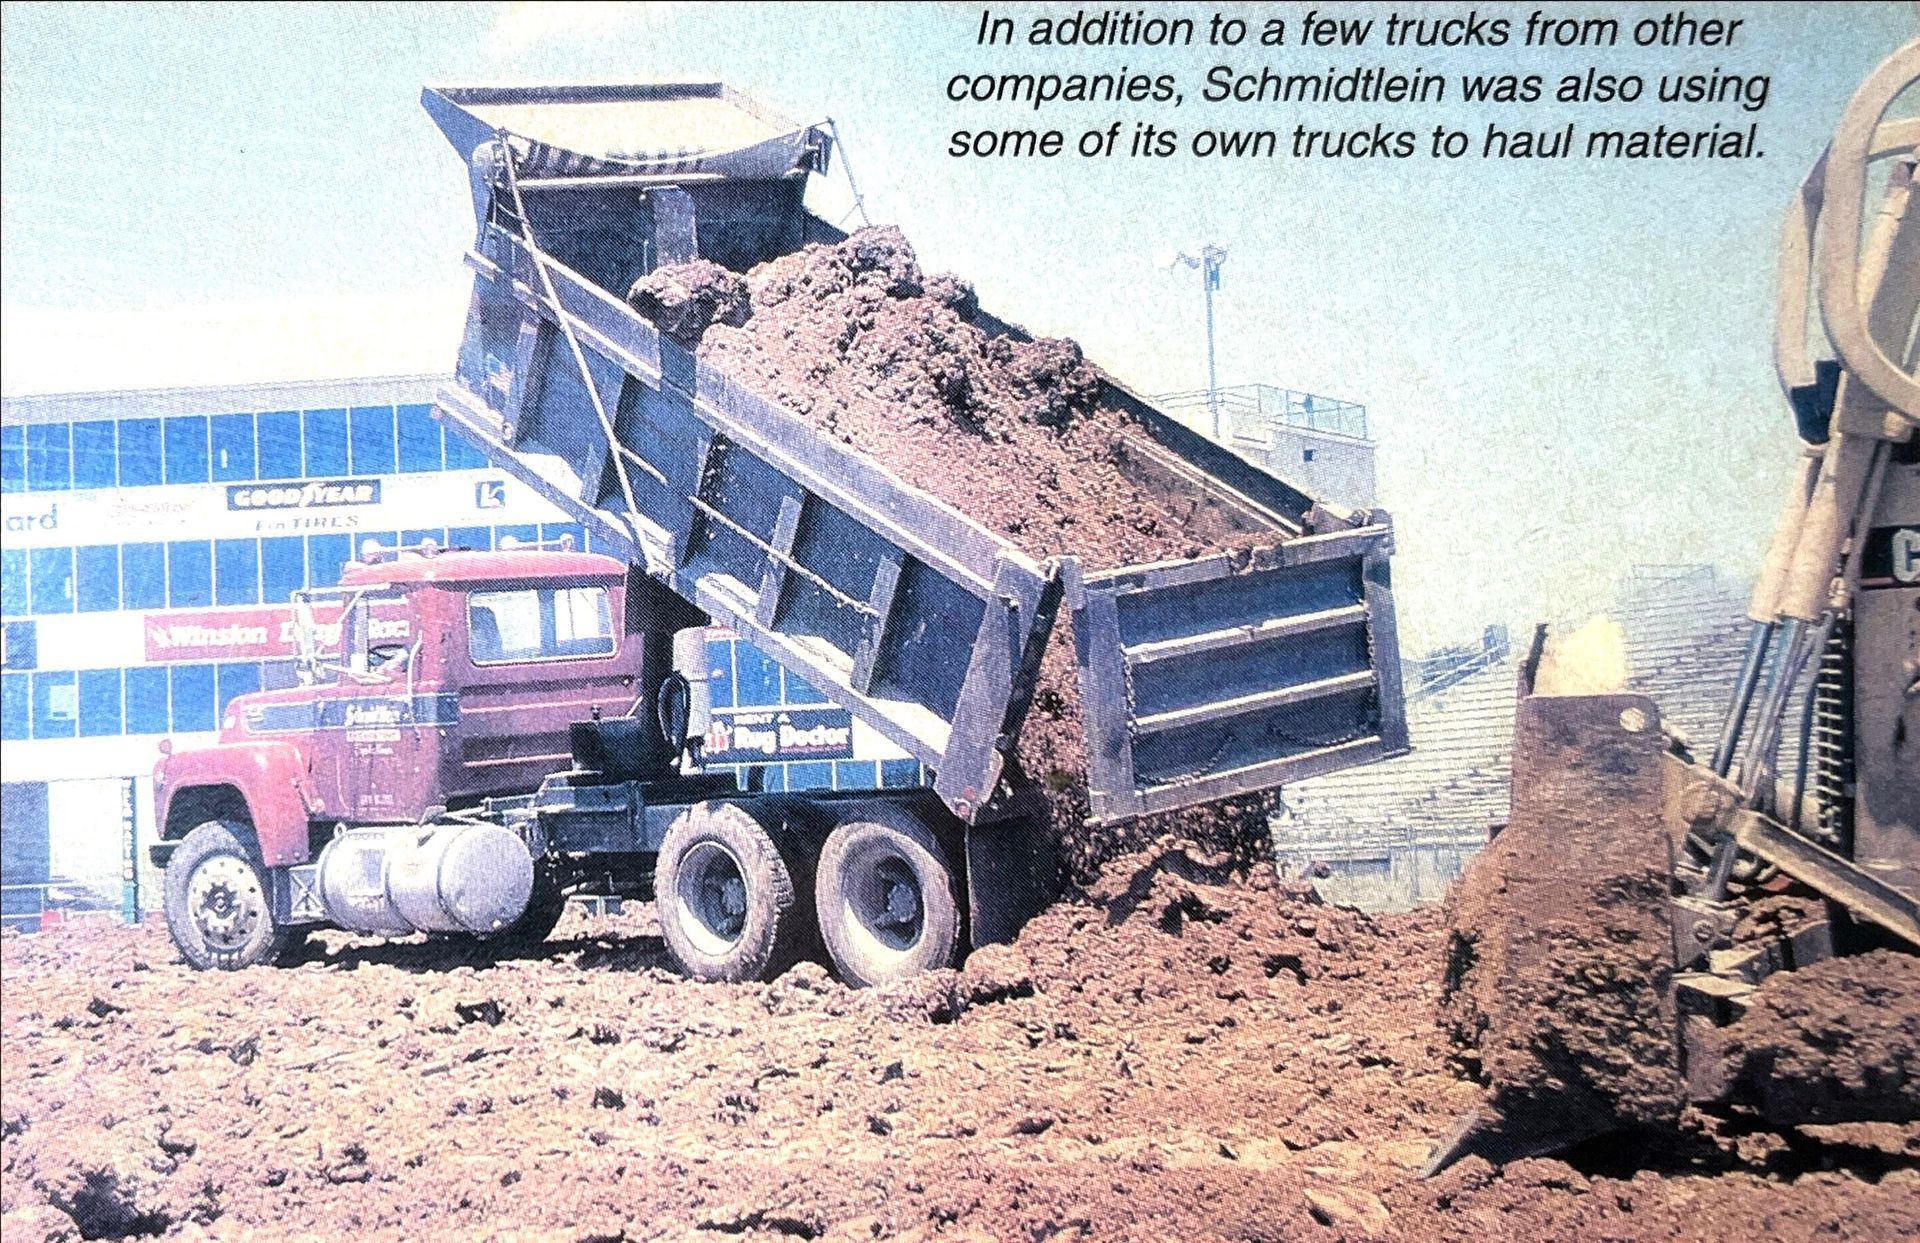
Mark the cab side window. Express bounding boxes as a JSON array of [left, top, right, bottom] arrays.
[[467, 586, 614, 665]]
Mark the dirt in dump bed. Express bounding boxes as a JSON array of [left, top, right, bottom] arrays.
[[631, 225, 1276, 573], [7, 845, 1918, 1243]]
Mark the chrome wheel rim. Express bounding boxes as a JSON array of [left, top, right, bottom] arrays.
[[186, 854, 267, 953]]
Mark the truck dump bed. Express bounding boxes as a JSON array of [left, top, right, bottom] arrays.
[[423, 82, 1408, 826]]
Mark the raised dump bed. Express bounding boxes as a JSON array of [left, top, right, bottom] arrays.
[[422, 82, 1408, 827]]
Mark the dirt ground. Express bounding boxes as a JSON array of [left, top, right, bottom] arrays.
[[5, 843, 1917, 1242]]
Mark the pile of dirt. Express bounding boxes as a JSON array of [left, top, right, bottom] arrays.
[[1703, 950, 1920, 1126], [5, 847, 1918, 1242], [636, 225, 1259, 574]]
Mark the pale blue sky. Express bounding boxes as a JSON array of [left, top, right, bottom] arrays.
[[2, 2, 1913, 649]]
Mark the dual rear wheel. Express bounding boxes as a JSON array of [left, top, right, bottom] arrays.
[[655, 800, 961, 986]]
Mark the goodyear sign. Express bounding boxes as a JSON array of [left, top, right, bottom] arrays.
[[227, 479, 381, 510], [703, 706, 854, 764]]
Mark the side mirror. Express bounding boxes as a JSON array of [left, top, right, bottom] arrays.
[[293, 596, 322, 686]]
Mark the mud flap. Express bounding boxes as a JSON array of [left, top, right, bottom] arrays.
[[1430, 686, 1682, 1173], [964, 816, 1059, 949]]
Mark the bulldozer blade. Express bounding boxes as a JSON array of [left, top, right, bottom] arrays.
[[1433, 674, 1684, 1171]]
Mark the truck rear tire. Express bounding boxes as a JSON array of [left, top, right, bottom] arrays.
[[816, 804, 962, 987], [657, 802, 805, 982], [163, 820, 298, 971]]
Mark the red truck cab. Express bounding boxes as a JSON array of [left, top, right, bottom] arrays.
[[152, 543, 672, 870]]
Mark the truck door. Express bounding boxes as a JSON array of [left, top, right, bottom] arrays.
[[451, 578, 640, 799], [330, 588, 434, 821]]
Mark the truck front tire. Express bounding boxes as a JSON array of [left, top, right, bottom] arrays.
[[816, 804, 962, 987], [163, 820, 298, 971], [657, 802, 806, 982]]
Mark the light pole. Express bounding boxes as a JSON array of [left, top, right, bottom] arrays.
[[1164, 244, 1228, 441]]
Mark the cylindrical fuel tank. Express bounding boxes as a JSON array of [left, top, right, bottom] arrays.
[[315, 828, 414, 937], [316, 823, 534, 936], [388, 823, 534, 935]]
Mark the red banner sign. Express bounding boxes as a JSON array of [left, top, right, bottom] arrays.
[[144, 606, 305, 662]]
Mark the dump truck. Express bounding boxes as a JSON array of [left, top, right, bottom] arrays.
[[151, 82, 1408, 984], [1430, 40, 1920, 1169]]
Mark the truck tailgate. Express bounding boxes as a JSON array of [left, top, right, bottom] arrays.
[[1068, 526, 1407, 824]]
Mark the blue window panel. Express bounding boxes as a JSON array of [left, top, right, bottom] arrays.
[[121, 543, 166, 610], [31, 671, 77, 739], [785, 760, 832, 791], [79, 668, 122, 737], [1, 548, 26, 616], [751, 764, 786, 794], [1, 672, 26, 739], [28, 547, 73, 614], [306, 534, 353, 588], [349, 405, 397, 475], [783, 669, 829, 705], [71, 421, 117, 489], [162, 416, 209, 484], [216, 662, 261, 715], [75, 546, 120, 612], [210, 413, 257, 482], [260, 537, 305, 603], [733, 644, 781, 706], [214, 539, 260, 606], [539, 521, 585, 552], [169, 664, 216, 733], [25, 423, 71, 491], [881, 759, 924, 789], [1, 425, 23, 493], [167, 540, 213, 608], [2, 621, 35, 670], [124, 666, 169, 734], [833, 760, 879, 791], [302, 409, 348, 476], [117, 419, 162, 486], [397, 403, 443, 473], [256, 410, 303, 479], [261, 660, 301, 691], [402, 528, 447, 553], [706, 639, 736, 708], [448, 525, 492, 553], [443, 426, 490, 470], [492, 523, 538, 549]]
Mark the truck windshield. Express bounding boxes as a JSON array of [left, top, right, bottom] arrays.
[[291, 586, 413, 685], [468, 585, 615, 664]]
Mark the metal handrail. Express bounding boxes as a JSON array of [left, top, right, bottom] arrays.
[[1813, 41, 1920, 420]]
